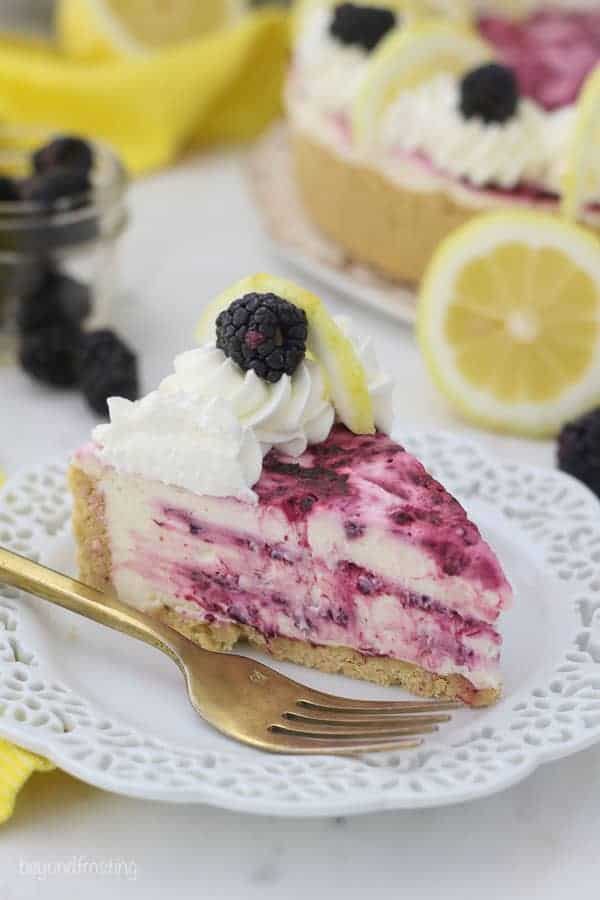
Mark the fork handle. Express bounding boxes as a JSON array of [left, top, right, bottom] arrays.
[[0, 546, 190, 670]]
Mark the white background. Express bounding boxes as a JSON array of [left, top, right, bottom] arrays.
[[1, 146, 598, 899]]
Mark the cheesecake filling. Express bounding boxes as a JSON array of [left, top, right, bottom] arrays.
[[100, 476, 501, 690], [289, 5, 600, 211], [77, 424, 510, 693]]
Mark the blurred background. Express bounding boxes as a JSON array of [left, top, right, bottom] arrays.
[[0, 0, 290, 33]]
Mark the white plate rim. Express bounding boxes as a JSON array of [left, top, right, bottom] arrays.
[[1, 429, 600, 817]]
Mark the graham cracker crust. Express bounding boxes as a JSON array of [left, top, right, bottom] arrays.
[[291, 131, 475, 285], [291, 130, 600, 285], [69, 463, 500, 708]]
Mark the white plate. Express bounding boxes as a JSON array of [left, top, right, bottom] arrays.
[[246, 126, 417, 326], [1, 429, 600, 817]]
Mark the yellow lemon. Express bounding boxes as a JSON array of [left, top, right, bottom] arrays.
[[57, 0, 245, 60], [562, 65, 600, 223], [197, 274, 375, 435], [418, 211, 600, 437]]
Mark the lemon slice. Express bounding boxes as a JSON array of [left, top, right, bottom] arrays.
[[197, 274, 375, 435], [57, 0, 244, 60], [352, 21, 491, 142], [562, 66, 600, 223], [417, 211, 600, 437]]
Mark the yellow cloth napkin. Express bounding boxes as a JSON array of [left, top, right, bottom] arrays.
[[0, 8, 290, 175], [0, 470, 55, 825], [0, 740, 54, 825]]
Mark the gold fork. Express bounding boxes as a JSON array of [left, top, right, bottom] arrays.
[[0, 548, 459, 755]]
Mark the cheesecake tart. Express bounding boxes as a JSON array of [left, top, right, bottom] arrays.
[[70, 275, 512, 705], [287, 1, 600, 285]]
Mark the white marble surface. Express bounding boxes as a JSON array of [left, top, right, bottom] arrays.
[[0, 149, 596, 898]]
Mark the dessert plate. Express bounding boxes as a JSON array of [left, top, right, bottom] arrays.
[[1, 428, 600, 817], [246, 126, 417, 327]]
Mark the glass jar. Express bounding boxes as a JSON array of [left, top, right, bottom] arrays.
[[0, 128, 128, 362]]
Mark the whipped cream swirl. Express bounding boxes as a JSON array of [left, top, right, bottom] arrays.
[[291, 5, 372, 123], [335, 316, 395, 434], [93, 316, 395, 501], [161, 346, 335, 457], [377, 72, 572, 193], [94, 393, 263, 504]]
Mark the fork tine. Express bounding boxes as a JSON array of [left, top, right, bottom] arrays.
[[269, 724, 439, 741], [265, 731, 423, 755], [296, 696, 462, 715], [270, 722, 439, 740], [284, 712, 451, 728]]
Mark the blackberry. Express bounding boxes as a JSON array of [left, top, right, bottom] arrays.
[[79, 329, 139, 416], [329, 3, 397, 52], [0, 175, 20, 202], [460, 63, 520, 124], [17, 268, 91, 334], [558, 408, 600, 498], [33, 136, 94, 176], [19, 323, 83, 388], [216, 292, 308, 383], [22, 169, 91, 210]]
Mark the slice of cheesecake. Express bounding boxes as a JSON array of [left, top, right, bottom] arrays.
[[70, 423, 511, 706]]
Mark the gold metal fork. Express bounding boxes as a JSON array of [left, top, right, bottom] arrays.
[[0, 547, 459, 755]]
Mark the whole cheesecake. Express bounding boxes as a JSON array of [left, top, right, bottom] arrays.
[[287, 1, 600, 285], [70, 275, 512, 706]]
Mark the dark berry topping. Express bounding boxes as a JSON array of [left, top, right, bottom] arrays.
[[0, 175, 20, 202], [78, 329, 139, 417], [329, 3, 396, 52], [22, 169, 91, 210], [19, 323, 83, 388], [344, 519, 365, 539], [33, 136, 94, 176], [216, 292, 308, 383], [460, 63, 520, 124], [558, 408, 600, 497], [17, 267, 91, 334]]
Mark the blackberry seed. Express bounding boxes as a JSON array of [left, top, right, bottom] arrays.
[[216, 292, 308, 383], [460, 62, 520, 124], [17, 267, 91, 334], [22, 169, 92, 210], [329, 3, 396, 53], [558, 408, 600, 498], [79, 329, 139, 417], [33, 136, 94, 176], [19, 323, 83, 388]]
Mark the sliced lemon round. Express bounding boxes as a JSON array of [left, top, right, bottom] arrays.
[[197, 274, 375, 435], [57, 0, 245, 60], [562, 65, 600, 223], [417, 211, 600, 438], [352, 21, 491, 143]]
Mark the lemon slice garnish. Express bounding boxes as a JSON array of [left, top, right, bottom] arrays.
[[352, 21, 491, 143], [197, 274, 375, 435], [417, 211, 600, 437], [57, 0, 244, 60], [562, 66, 600, 223]]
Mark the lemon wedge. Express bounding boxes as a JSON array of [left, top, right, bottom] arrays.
[[57, 0, 244, 60], [562, 66, 600, 223], [352, 21, 491, 142], [197, 274, 375, 435], [417, 211, 600, 437]]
